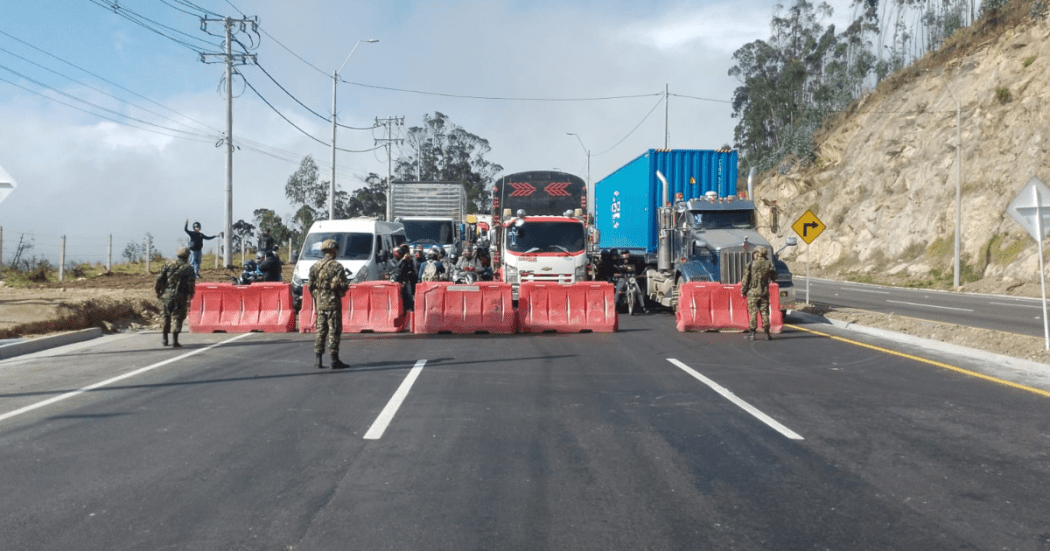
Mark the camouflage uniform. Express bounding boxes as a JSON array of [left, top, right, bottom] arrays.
[[740, 247, 777, 340], [308, 240, 349, 368], [155, 247, 196, 347]]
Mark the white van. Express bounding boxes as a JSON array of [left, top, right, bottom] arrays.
[[290, 218, 407, 306]]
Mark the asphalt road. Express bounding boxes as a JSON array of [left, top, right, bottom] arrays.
[[797, 276, 1050, 337], [1, 313, 1048, 550]]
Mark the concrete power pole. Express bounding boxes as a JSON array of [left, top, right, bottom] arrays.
[[201, 15, 257, 269], [375, 117, 404, 221]]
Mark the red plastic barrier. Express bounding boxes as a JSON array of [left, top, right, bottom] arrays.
[[412, 282, 516, 334], [676, 282, 782, 333], [299, 281, 408, 333], [517, 282, 617, 333], [188, 282, 296, 333]]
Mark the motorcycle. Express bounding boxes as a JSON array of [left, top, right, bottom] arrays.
[[231, 260, 265, 285], [450, 266, 479, 285], [611, 265, 645, 315]]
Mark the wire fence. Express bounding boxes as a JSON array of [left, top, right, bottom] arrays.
[[0, 227, 297, 281]]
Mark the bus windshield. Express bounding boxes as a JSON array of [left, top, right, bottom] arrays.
[[505, 221, 585, 254]]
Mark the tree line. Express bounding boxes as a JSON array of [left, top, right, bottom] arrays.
[[231, 111, 502, 254], [729, 0, 1041, 174]]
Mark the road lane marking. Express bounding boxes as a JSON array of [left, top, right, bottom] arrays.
[[0, 333, 254, 424], [989, 301, 1045, 309], [788, 324, 1050, 399], [666, 358, 803, 440], [846, 288, 892, 295], [364, 359, 427, 440], [885, 300, 973, 312]]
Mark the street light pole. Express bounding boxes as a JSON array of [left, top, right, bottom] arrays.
[[330, 39, 378, 220], [567, 133, 590, 216]]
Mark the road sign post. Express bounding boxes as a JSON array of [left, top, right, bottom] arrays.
[[1006, 177, 1050, 350], [792, 210, 826, 305]]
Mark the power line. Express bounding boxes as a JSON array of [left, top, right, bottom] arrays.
[[593, 95, 666, 157], [669, 92, 733, 104], [87, 0, 221, 52], [0, 74, 213, 143], [250, 60, 376, 130], [0, 29, 222, 133], [343, 80, 665, 102]]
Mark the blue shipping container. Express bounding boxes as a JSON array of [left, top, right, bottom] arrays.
[[594, 149, 738, 253]]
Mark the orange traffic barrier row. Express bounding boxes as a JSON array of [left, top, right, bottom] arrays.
[[188, 282, 297, 333], [675, 281, 782, 333]]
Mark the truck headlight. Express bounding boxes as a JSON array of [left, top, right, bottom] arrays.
[[353, 265, 369, 283], [505, 264, 518, 282]]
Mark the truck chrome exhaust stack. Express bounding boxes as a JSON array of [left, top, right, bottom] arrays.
[[656, 170, 672, 272]]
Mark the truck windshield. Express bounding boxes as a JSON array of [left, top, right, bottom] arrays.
[[301, 232, 373, 260], [505, 222, 585, 253], [690, 210, 755, 229], [402, 220, 454, 245]]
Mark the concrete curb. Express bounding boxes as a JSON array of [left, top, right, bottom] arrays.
[[0, 328, 103, 360], [786, 310, 1050, 374]]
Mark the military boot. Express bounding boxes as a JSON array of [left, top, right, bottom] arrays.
[[331, 352, 349, 370], [314, 353, 325, 369], [764, 328, 772, 341], [162, 332, 169, 347], [171, 332, 182, 348], [744, 330, 755, 341]]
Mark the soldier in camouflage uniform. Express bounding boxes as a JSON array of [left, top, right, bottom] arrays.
[[155, 246, 196, 348], [739, 246, 777, 341], [308, 239, 350, 369]]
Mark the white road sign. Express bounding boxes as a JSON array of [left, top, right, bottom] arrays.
[[1007, 177, 1050, 241], [0, 163, 16, 205]]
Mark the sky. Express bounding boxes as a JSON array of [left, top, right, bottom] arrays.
[[0, 0, 856, 265]]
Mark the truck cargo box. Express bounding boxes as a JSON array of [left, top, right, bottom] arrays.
[[594, 149, 738, 253]]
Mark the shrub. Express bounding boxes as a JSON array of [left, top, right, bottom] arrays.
[[996, 87, 1012, 103]]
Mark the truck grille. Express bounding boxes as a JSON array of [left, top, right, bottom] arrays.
[[521, 273, 575, 284], [719, 248, 753, 284]]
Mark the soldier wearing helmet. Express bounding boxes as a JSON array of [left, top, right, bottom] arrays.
[[389, 243, 416, 310], [740, 246, 777, 340], [308, 238, 350, 369], [154, 246, 196, 348]]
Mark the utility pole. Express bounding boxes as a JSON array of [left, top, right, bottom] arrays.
[[375, 116, 404, 221], [201, 15, 257, 269]]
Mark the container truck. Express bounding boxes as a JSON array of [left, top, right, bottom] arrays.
[[491, 171, 595, 298], [593, 149, 796, 310], [390, 181, 467, 257]]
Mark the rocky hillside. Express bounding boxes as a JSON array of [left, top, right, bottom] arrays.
[[763, 11, 1050, 296]]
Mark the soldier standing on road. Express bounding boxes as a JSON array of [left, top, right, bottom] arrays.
[[308, 239, 349, 369], [740, 246, 778, 341], [155, 246, 196, 348]]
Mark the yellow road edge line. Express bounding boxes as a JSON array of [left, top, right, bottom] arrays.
[[786, 323, 1050, 399]]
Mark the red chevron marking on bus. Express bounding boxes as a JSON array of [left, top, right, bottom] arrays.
[[545, 182, 571, 196], [508, 183, 535, 196]]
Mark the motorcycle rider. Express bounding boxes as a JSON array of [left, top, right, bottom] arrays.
[[258, 250, 282, 282], [612, 249, 646, 314], [389, 244, 416, 310], [419, 248, 446, 282]]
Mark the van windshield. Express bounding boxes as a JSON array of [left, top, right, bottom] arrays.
[[301, 232, 373, 260]]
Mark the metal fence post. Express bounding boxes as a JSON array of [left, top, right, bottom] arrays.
[[146, 235, 152, 273], [59, 235, 66, 282], [107, 234, 112, 272]]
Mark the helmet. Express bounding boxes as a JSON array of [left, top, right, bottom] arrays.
[[753, 246, 768, 258], [176, 246, 190, 259], [256, 251, 265, 261], [430, 246, 443, 258], [426, 249, 438, 260], [321, 239, 338, 253], [192, 222, 201, 230]]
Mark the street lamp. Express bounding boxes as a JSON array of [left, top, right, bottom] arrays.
[[330, 39, 378, 220], [567, 133, 590, 217]]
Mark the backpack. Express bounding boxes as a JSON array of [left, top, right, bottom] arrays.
[[421, 260, 440, 282]]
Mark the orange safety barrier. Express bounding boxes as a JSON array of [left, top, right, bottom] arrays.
[[517, 282, 617, 333], [188, 282, 297, 333], [676, 282, 783, 333], [299, 281, 408, 333], [412, 281, 516, 334]]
